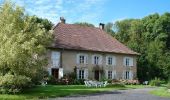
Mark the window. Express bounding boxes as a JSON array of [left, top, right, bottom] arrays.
[[124, 71, 133, 79], [125, 58, 130, 66], [94, 56, 99, 64], [79, 55, 85, 64], [92, 55, 102, 65], [108, 71, 112, 79], [77, 54, 88, 64], [106, 56, 115, 65], [124, 57, 133, 66], [125, 71, 130, 79], [51, 51, 60, 67], [79, 70, 84, 79]]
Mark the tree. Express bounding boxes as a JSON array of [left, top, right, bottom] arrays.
[[0, 1, 52, 93], [31, 16, 54, 31], [74, 22, 94, 27], [104, 22, 115, 36], [113, 13, 170, 81]]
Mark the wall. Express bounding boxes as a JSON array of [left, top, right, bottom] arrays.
[[48, 49, 137, 80]]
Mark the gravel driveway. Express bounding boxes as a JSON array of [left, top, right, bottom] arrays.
[[51, 88, 170, 100]]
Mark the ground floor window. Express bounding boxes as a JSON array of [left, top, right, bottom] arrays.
[[78, 69, 85, 79], [108, 71, 112, 79], [125, 71, 130, 79]]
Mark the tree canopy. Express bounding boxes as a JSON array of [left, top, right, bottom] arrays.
[[114, 13, 170, 80], [74, 22, 95, 27], [0, 1, 52, 93]]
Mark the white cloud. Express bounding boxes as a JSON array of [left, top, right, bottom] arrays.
[[10, 0, 107, 24]]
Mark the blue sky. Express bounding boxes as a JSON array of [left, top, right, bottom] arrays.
[[1, 0, 170, 25]]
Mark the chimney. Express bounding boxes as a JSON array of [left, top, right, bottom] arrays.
[[60, 17, 65, 24], [99, 23, 105, 30]]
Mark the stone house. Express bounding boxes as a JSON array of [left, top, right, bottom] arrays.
[[47, 17, 139, 80]]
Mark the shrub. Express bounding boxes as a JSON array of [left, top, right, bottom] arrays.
[[150, 78, 161, 86], [47, 75, 56, 85], [167, 82, 170, 89], [0, 73, 31, 94]]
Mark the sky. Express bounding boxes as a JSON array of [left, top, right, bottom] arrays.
[[1, 0, 170, 26]]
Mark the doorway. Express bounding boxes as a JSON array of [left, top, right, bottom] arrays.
[[94, 70, 99, 81], [52, 68, 59, 79]]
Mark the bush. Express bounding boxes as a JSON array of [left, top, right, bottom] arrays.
[[47, 75, 56, 85], [0, 73, 31, 94], [150, 78, 161, 86], [167, 83, 170, 89]]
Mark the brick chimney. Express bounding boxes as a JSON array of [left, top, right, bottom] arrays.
[[99, 23, 105, 30], [60, 17, 65, 24]]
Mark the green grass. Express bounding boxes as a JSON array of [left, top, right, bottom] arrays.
[[150, 87, 170, 98], [0, 85, 147, 100]]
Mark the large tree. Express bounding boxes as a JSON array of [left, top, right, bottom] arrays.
[[114, 13, 170, 80], [0, 1, 52, 89]]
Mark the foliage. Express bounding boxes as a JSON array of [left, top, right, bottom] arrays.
[[74, 22, 94, 27], [0, 1, 52, 92], [114, 13, 170, 80], [104, 22, 115, 36], [0, 73, 31, 94], [167, 83, 170, 89], [150, 78, 161, 86]]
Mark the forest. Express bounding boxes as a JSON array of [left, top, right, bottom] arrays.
[[111, 13, 170, 81]]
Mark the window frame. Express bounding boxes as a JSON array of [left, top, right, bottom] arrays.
[[77, 53, 88, 64], [106, 56, 115, 66], [108, 71, 112, 79], [92, 54, 102, 65], [79, 69, 85, 79], [124, 57, 133, 66]]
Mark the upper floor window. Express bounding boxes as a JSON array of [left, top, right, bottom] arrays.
[[92, 55, 102, 65], [51, 51, 60, 67], [106, 56, 115, 65], [124, 57, 133, 66], [77, 54, 88, 64]]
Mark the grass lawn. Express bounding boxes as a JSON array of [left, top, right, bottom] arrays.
[[0, 85, 147, 100], [150, 87, 170, 98]]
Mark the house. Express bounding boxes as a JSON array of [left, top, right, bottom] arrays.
[[47, 17, 139, 81]]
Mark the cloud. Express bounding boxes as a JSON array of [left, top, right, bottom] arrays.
[[9, 0, 107, 24]]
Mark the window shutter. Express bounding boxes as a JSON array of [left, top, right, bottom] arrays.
[[112, 71, 114, 79], [105, 70, 108, 79], [85, 69, 88, 80], [92, 55, 94, 64], [76, 69, 79, 79], [48, 68, 51, 75], [106, 56, 108, 65], [76, 54, 80, 64], [99, 55, 102, 65], [113, 56, 116, 66], [85, 55, 88, 64], [130, 58, 133, 66], [112, 71, 116, 79], [59, 68, 63, 79], [123, 58, 126, 66], [122, 71, 125, 79], [130, 71, 133, 80]]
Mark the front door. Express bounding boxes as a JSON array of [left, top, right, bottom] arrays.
[[94, 70, 99, 81], [52, 68, 59, 79]]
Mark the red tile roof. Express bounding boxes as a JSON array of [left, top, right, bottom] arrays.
[[51, 23, 138, 55]]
